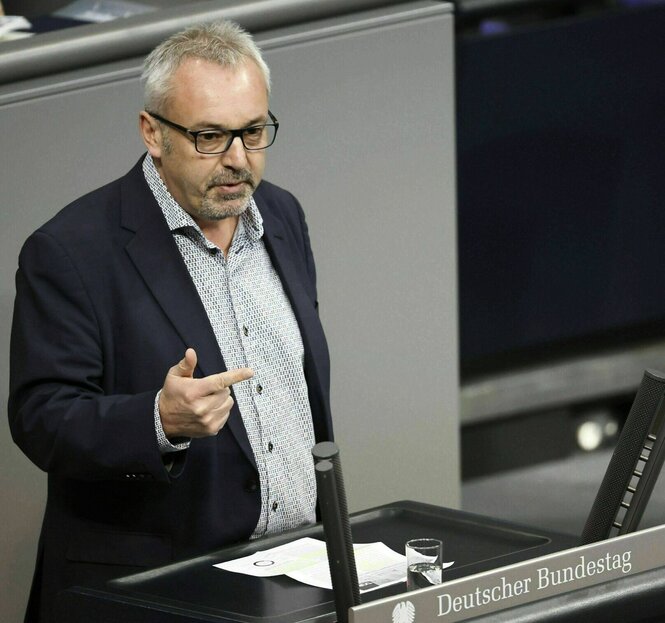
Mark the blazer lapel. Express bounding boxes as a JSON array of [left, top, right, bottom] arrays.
[[259, 202, 332, 443], [118, 161, 257, 466]]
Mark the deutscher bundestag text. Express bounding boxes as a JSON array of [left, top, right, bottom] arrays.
[[437, 551, 632, 617]]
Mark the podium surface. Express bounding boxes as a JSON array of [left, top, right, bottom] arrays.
[[57, 501, 576, 622]]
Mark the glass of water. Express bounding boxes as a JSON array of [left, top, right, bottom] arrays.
[[405, 538, 444, 590]]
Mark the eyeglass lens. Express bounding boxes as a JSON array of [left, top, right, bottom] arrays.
[[195, 125, 277, 154]]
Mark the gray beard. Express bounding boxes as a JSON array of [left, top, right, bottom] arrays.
[[198, 169, 254, 220], [198, 190, 250, 220]]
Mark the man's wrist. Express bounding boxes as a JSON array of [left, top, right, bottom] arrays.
[[154, 390, 190, 453]]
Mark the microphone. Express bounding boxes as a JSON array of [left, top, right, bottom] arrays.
[[312, 442, 360, 622]]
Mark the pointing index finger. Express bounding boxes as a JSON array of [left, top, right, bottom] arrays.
[[217, 367, 254, 389]]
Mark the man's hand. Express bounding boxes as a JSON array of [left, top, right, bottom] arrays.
[[159, 348, 254, 439]]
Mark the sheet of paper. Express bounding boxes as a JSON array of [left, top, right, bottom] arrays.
[[215, 537, 410, 592], [286, 542, 407, 593], [214, 537, 327, 577], [54, 0, 155, 22], [0, 15, 31, 36]]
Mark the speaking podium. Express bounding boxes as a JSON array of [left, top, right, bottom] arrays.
[[56, 501, 577, 622]]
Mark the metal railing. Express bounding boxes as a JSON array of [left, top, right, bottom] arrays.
[[0, 0, 414, 85]]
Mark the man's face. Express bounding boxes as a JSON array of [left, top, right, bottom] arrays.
[[145, 57, 269, 224]]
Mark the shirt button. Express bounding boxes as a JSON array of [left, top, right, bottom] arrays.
[[243, 325, 249, 337], [272, 501, 279, 512], [256, 384, 263, 394], [268, 442, 274, 453]]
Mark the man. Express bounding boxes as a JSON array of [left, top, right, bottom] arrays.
[[8, 20, 332, 623]]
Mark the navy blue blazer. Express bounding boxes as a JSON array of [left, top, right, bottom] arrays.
[[8, 157, 332, 623]]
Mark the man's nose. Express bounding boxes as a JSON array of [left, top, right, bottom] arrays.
[[220, 136, 248, 168]]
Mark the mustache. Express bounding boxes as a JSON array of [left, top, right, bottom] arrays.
[[207, 170, 254, 189]]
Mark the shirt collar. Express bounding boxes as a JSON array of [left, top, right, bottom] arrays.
[[142, 155, 264, 243]]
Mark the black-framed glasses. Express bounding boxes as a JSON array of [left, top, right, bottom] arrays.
[[146, 110, 279, 154]]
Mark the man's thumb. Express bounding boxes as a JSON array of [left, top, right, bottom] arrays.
[[172, 348, 197, 378]]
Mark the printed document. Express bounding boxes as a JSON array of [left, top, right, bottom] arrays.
[[214, 537, 407, 593]]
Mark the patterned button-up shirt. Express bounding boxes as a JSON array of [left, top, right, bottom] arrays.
[[143, 155, 317, 538]]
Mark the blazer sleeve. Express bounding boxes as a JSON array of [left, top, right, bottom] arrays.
[[8, 229, 172, 483]]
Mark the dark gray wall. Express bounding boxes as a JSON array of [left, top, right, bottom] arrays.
[[0, 2, 458, 620]]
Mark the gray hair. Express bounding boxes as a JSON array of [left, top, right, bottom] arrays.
[[142, 20, 271, 112]]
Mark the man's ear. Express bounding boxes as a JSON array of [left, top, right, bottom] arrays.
[[139, 111, 163, 158]]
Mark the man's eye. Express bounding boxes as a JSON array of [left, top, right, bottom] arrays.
[[244, 127, 263, 137], [243, 127, 266, 145], [198, 131, 224, 143]]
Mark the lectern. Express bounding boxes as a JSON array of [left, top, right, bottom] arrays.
[[56, 501, 577, 622]]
